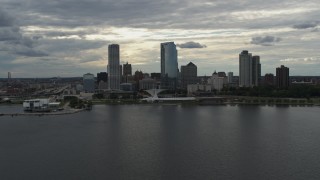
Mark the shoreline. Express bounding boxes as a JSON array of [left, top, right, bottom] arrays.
[[0, 108, 85, 117]]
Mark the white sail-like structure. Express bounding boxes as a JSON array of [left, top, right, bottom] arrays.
[[142, 89, 195, 102]]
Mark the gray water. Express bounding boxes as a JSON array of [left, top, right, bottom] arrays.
[[0, 105, 320, 180]]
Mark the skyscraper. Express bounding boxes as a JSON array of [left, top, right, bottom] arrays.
[[161, 42, 178, 78], [252, 55, 261, 86], [108, 44, 120, 90], [239, 50, 252, 87], [276, 65, 289, 89], [239, 50, 261, 87], [160, 42, 178, 90], [181, 62, 197, 89]]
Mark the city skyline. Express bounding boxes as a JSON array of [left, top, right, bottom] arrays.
[[0, 0, 319, 78]]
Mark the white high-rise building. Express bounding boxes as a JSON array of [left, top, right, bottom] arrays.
[[161, 42, 178, 78], [108, 44, 120, 90]]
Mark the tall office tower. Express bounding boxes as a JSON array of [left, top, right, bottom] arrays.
[[228, 72, 233, 83], [161, 42, 178, 78], [108, 44, 120, 90], [252, 56, 261, 86], [83, 73, 95, 93], [264, 73, 274, 86], [123, 62, 132, 76], [276, 65, 289, 89], [239, 50, 253, 87], [181, 62, 198, 89]]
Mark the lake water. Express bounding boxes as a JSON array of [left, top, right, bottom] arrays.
[[0, 105, 320, 180]]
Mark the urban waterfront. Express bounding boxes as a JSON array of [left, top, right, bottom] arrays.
[[0, 105, 320, 180]]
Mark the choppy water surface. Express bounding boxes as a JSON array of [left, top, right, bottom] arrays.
[[0, 105, 319, 180]]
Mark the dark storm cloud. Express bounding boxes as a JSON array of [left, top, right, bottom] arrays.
[[14, 47, 48, 57], [3, 0, 311, 29], [0, 9, 14, 27], [177, 41, 207, 48], [251, 36, 281, 46], [293, 23, 318, 29], [0, 8, 48, 57], [39, 39, 107, 53], [0, 0, 317, 35], [0, 0, 320, 77]]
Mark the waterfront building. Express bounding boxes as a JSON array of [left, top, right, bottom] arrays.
[[276, 65, 289, 88], [252, 56, 261, 86], [264, 73, 275, 86], [83, 73, 95, 93], [151, 73, 161, 80], [239, 50, 261, 87], [239, 50, 252, 87], [139, 78, 157, 90], [123, 62, 132, 76], [98, 81, 108, 90], [108, 44, 120, 90], [23, 99, 60, 112], [119, 65, 123, 80], [134, 70, 144, 90], [97, 72, 108, 84], [120, 83, 134, 91], [207, 71, 226, 91], [187, 84, 212, 95], [161, 42, 178, 78], [218, 72, 226, 78], [181, 62, 198, 89], [228, 72, 233, 83], [161, 42, 178, 90], [122, 62, 132, 83]]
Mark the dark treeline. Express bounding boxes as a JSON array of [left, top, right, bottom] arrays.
[[219, 85, 320, 98]]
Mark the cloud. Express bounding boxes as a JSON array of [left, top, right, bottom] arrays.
[[250, 35, 281, 46], [14, 46, 48, 57], [1, 0, 320, 77], [293, 23, 318, 29], [177, 41, 207, 48], [0, 9, 14, 27], [0, 8, 48, 57]]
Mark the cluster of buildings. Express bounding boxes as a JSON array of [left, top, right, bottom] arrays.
[[1, 42, 319, 99], [238, 50, 290, 89], [80, 43, 297, 96]]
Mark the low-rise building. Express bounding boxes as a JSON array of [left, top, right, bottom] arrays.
[[187, 84, 212, 95]]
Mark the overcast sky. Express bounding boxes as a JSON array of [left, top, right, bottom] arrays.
[[0, 0, 319, 77]]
